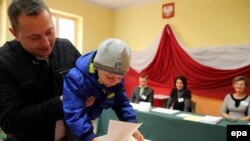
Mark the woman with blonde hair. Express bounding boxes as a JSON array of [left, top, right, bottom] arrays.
[[221, 76, 250, 121]]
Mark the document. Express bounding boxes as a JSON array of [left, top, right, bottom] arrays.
[[130, 103, 140, 110], [96, 120, 143, 141], [184, 114, 223, 124], [138, 102, 151, 112], [130, 102, 152, 112], [200, 115, 223, 124], [151, 107, 180, 114], [184, 115, 203, 122], [176, 113, 191, 118]]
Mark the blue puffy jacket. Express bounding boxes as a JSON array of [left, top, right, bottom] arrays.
[[63, 51, 136, 141]]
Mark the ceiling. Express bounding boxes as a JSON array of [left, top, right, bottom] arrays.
[[84, 0, 159, 9]]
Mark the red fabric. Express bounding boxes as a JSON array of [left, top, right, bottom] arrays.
[[125, 24, 250, 101]]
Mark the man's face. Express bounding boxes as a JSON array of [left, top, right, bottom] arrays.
[[10, 10, 56, 58], [139, 77, 147, 88]]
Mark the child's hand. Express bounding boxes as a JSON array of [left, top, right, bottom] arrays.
[[85, 96, 96, 107], [91, 137, 97, 141], [133, 130, 144, 141]]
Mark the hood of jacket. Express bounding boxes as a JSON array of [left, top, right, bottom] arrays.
[[75, 51, 96, 76]]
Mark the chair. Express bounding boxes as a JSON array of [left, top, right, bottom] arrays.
[[191, 100, 196, 113]]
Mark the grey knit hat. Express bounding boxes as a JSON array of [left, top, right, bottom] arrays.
[[93, 38, 132, 76]]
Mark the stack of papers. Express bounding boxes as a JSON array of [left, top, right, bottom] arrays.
[[130, 102, 152, 112], [184, 115, 203, 122], [130, 103, 140, 110], [200, 115, 223, 124], [183, 115, 223, 124], [138, 102, 151, 112], [175, 113, 192, 118], [151, 107, 180, 114]]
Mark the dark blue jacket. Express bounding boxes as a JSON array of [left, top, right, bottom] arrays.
[[63, 51, 136, 141]]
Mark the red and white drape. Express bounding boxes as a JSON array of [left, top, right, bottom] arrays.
[[125, 24, 250, 99]]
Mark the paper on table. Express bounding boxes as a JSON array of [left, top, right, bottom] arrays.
[[96, 120, 142, 141], [184, 115, 203, 122], [138, 102, 151, 112], [151, 107, 180, 114], [130, 102, 152, 112], [176, 113, 191, 118], [130, 103, 140, 110], [200, 115, 223, 124]]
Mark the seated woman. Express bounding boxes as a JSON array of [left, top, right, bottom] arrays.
[[130, 74, 154, 105], [166, 76, 192, 112], [221, 76, 250, 121]]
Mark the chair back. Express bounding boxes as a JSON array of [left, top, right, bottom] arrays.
[[191, 100, 197, 113]]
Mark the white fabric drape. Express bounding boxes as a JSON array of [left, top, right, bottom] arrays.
[[130, 28, 250, 72], [184, 45, 250, 70], [130, 34, 161, 73]]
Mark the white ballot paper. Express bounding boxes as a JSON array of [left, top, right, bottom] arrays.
[[151, 107, 180, 114], [199, 115, 223, 124], [96, 120, 142, 141]]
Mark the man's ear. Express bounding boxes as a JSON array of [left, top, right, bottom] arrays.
[[9, 27, 19, 40]]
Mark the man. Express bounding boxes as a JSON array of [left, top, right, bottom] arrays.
[[131, 74, 154, 105], [0, 0, 81, 140]]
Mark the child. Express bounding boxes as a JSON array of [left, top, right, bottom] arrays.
[[63, 38, 144, 141]]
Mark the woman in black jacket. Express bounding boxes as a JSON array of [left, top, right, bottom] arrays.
[[166, 76, 192, 112]]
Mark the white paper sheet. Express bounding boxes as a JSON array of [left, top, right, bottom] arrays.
[[199, 115, 223, 124], [138, 102, 151, 112], [184, 115, 203, 122], [130, 102, 152, 112], [96, 120, 142, 141], [130, 103, 140, 110], [175, 113, 191, 118], [151, 107, 180, 114]]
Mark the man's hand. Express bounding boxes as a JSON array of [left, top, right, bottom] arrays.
[[86, 96, 96, 107], [59, 95, 63, 101], [133, 130, 144, 141]]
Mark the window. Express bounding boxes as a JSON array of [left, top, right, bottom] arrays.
[[0, 0, 2, 44], [0, 0, 7, 46], [50, 9, 83, 53]]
